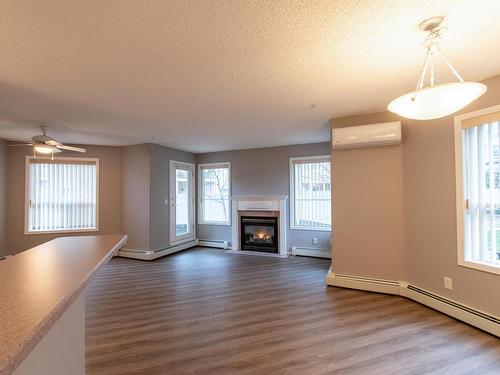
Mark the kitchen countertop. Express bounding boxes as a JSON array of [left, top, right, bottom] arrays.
[[0, 234, 127, 375]]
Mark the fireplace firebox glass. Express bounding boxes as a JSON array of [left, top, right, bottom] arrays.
[[240, 216, 278, 253]]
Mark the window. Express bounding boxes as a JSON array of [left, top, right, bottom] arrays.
[[198, 162, 231, 225], [25, 157, 99, 234], [455, 105, 500, 274], [290, 156, 331, 231]]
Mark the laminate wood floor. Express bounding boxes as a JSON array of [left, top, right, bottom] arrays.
[[86, 247, 500, 375]]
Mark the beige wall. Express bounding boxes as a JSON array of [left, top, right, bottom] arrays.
[[3, 141, 197, 254], [121, 144, 151, 251], [332, 114, 404, 280], [331, 74, 500, 316], [404, 74, 500, 315], [5, 145, 123, 255], [0, 140, 5, 257]]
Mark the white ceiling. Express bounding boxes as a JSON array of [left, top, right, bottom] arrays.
[[0, 1, 499, 152]]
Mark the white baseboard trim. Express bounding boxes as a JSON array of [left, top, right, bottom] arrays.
[[198, 239, 229, 249], [326, 270, 500, 337], [291, 246, 331, 259], [118, 239, 199, 261]]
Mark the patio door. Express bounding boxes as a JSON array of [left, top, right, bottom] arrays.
[[169, 161, 195, 245]]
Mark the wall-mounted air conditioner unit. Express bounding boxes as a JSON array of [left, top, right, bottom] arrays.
[[331, 121, 401, 149]]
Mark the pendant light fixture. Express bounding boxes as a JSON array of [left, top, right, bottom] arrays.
[[387, 16, 487, 120]]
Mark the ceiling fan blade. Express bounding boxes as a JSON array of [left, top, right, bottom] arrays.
[[6, 143, 34, 147], [56, 145, 86, 153]]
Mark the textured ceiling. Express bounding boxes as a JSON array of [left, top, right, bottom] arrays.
[[0, 1, 499, 152]]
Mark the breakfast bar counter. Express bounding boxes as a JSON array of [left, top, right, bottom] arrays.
[[0, 234, 127, 375]]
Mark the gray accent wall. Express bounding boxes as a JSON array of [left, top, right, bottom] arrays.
[[196, 142, 332, 251], [122, 143, 197, 251], [150, 144, 196, 250]]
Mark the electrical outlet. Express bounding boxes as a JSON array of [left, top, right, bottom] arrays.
[[312, 237, 318, 245], [444, 277, 453, 290]]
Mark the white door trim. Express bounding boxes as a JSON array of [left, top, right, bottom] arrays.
[[169, 160, 196, 245]]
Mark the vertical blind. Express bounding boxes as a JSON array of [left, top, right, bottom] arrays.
[[463, 121, 500, 266], [200, 164, 230, 224], [27, 158, 98, 232], [292, 158, 331, 230]]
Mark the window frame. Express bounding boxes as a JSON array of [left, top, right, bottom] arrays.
[[289, 155, 332, 232], [24, 156, 100, 235], [197, 162, 231, 226], [454, 104, 500, 275]]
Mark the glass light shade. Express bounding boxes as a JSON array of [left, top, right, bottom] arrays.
[[34, 145, 57, 154], [387, 82, 487, 120]]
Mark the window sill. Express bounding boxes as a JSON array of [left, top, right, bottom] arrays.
[[198, 221, 231, 226], [458, 259, 500, 276], [25, 228, 99, 235], [290, 225, 331, 232]]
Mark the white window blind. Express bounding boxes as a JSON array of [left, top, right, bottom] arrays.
[[290, 156, 331, 231], [26, 157, 99, 233], [462, 121, 500, 268], [199, 163, 230, 225]]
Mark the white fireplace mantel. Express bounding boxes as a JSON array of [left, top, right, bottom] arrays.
[[229, 196, 288, 258]]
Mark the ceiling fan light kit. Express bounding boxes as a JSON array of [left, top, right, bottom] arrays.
[[388, 16, 487, 120], [8, 126, 86, 158], [34, 145, 61, 155]]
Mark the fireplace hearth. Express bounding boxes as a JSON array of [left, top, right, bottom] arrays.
[[240, 216, 278, 253]]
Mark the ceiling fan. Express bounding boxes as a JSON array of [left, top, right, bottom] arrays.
[[8, 126, 86, 156]]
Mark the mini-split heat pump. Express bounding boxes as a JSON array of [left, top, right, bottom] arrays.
[[331, 121, 401, 149]]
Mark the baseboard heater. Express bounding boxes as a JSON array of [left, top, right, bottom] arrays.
[[401, 283, 500, 337], [198, 239, 229, 249], [291, 246, 331, 259], [118, 239, 198, 261], [327, 272, 401, 295], [326, 271, 499, 337]]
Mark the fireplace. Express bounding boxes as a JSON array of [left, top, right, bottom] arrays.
[[230, 196, 288, 258], [240, 216, 279, 253]]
